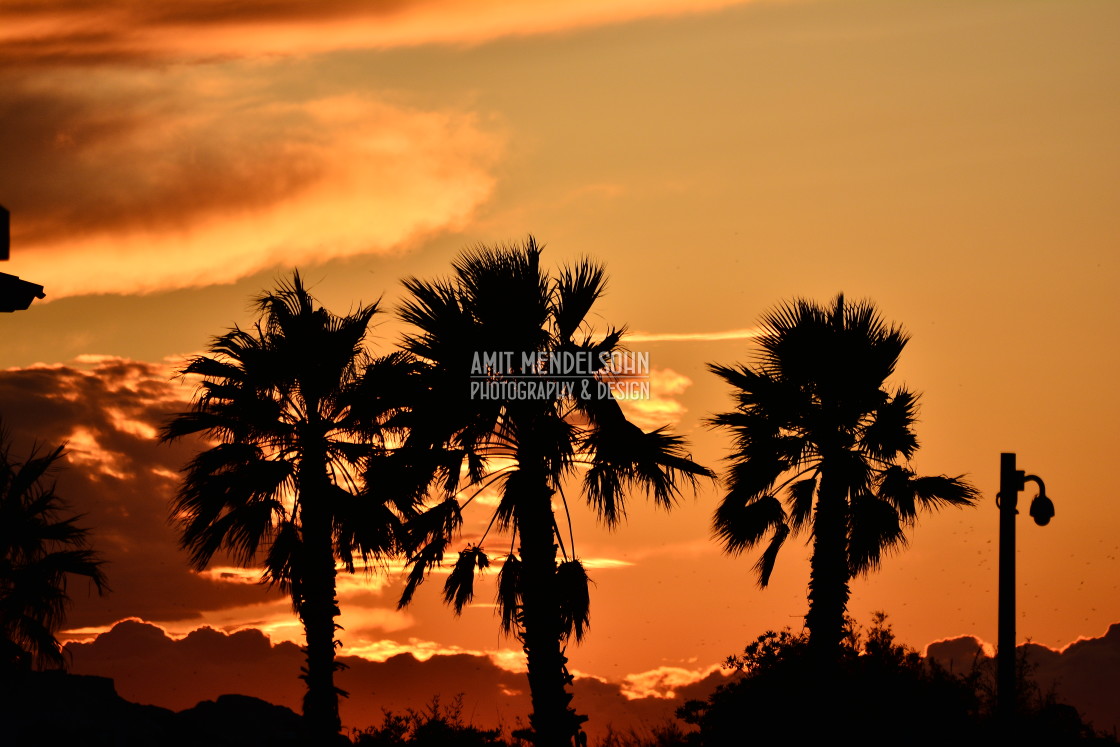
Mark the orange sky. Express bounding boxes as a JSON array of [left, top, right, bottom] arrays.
[[2, 0, 1119, 731]]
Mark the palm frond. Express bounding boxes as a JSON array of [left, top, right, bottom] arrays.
[[719, 456, 788, 507], [785, 476, 817, 532], [264, 519, 303, 603], [442, 546, 490, 614], [398, 535, 449, 609], [876, 467, 977, 522], [910, 474, 978, 510], [1, 436, 107, 669], [402, 497, 463, 551], [847, 494, 906, 576], [554, 260, 608, 343], [713, 493, 786, 555], [556, 559, 591, 642], [860, 389, 919, 461], [332, 486, 406, 572], [496, 553, 523, 636], [754, 522, 790, 587], [583, 420, 712, 526]]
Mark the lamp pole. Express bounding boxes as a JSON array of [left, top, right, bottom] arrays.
[[997, 452, 1053, 724]]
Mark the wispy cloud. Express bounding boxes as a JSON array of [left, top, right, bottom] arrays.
[[625, 328, 760, 343], [0, 1, 754, 68]]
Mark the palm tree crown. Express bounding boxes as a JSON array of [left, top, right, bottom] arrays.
[[708, 294, 977, 660], [161, 272, 419, 744], [395, 238, 712, 747], [1, 438, 106, 673]]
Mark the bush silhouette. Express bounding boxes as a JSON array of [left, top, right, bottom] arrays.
[[352, 695, 513, 746], [677, 613, 1113, 746]]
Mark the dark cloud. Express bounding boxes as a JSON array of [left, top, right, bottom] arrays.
[[2, 1, 413, 33], [0, 30, 157, 69], [0, 75, 325, 245], [65, 619, 715, 739], [66, 620, 307, 713], [922, 635, 987, 674], [64, 616, 1120, 740], [135, 1, 416, 27], [927, 627, 1120, 734], [0, 358, 284, 628], [0, 2, 415, 69]]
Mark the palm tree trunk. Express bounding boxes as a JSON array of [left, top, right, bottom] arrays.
[[805, 468, 851, 664], [298, 445, 343, 745], [516, 479, 583, 747]]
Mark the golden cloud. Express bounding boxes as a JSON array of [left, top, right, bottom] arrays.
[[617, 367, 693, 430], [620, 663, 726, 699], [3, 71, 504, 298], [625, 327, 761, 342]]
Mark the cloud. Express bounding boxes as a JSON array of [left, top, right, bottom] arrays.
[[625, 328, 760, 343], [621, 663, 724, 699], [617, 367, 693, 430], [922, 634, 993, 670], [64, 618, 722, 738], [1, 2, 762, 299], [61, 617, 1120, 740], [1, 354, 654, 684], [0, 1, 754, 68], [1, 71, 503, 298], [926, 626, 1120, 734], [0, 356, 286, 627]]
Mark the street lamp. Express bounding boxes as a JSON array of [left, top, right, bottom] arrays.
[[997, 452, 1053, 723]]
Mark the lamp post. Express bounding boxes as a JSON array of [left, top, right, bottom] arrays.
[[997, 452, 1054, 723]]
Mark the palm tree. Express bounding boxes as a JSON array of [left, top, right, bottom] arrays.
[[394, 238, 712, 747], [708, 294, 977, 662], [161, 273, 420, 744], [1, 437, 107, 674]]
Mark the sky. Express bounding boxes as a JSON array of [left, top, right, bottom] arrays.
[[2, 0, 1119, 735]]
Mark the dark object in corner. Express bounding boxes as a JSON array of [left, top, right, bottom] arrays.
[[1, 204, 8, 260], [0, 670, 308, 747], [1, 204, 47, 312], [0, 272, 45, 312]]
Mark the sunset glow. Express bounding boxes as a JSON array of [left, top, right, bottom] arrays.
[[2, 0, 1118, 740]]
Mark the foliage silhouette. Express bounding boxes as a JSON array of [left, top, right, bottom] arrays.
[[394, 238, 712, 746], [596, 722, 692, 747], [677, 613, 1114, 746], [1, 434, 106, 674], [162, 272, 422, 744], [352, 695, 514, 746], [708, 294, 977, 661]]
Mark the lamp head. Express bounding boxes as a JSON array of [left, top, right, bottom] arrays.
[[1029, 492, 1054, 526]]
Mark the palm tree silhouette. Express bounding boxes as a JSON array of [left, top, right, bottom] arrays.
[[708, 294, 977, 661], [1, 437, 107, 673], [394, 239, 712, 747], [161, 273, 419, 744]]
